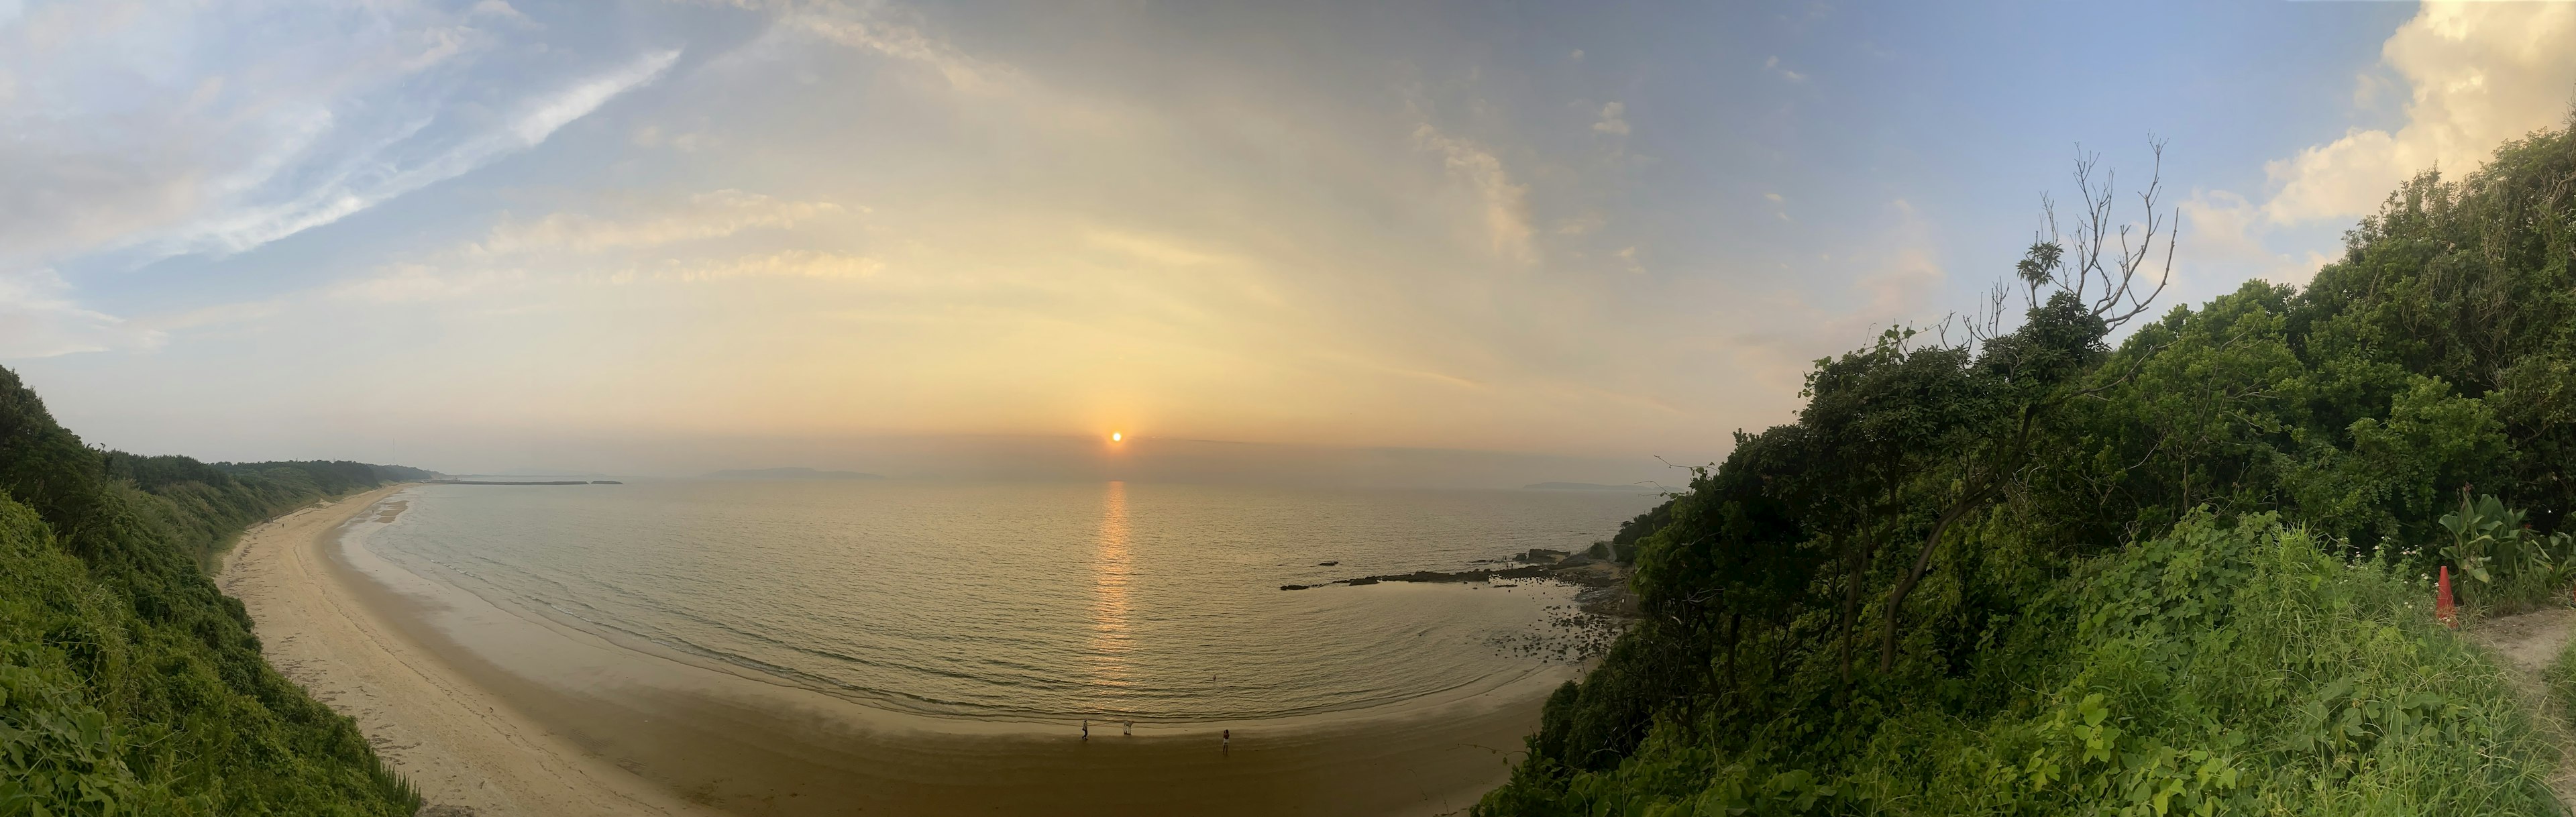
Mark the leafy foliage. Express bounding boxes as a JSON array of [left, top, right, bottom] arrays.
[[1483, 125, 2576, 814], [0, 366, 421, 816], [2437, 491, 2576, 611]]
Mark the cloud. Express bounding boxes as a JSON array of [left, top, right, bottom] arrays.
[[730, 0, 1130, 140], [2263, 2, 2576, 224], [661, 250, 885, 282], [161, 48, 681, 258], [0, 268, 160, 358], [0, 5, 685, 358], [771, 3, 1011, 93], [2174, 2, 2575, 298], [330, 263, 524, 303], [1712, 198, 1947, 398], [1764, 56, 1806, 83], [632, 125, 717, 152], [469, 0, 535, 27], [479, 190, 843, 254], [0, 1, 687, 285], [513, 49, 682, 144], [322, 189, 858, 298], [1764, 192, 1790, 222], [2178, 190, 2334, 287], [1084, 231, 1236, 268], [1592, 101, 1631, 135], [176, 197, 863, 320], [1413, 123, 1536, 262]]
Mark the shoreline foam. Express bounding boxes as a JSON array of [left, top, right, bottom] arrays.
[[226, 485, 1562, 815]]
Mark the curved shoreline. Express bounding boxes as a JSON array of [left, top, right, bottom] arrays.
[[225, 485, 1562, 816], [218, 484, 717, 816], [379, 519, 1576, 729]]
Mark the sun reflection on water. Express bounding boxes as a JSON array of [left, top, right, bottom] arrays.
[[1087, 480, 1134, 689]]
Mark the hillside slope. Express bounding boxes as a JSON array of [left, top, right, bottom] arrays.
[[0, 367, 426, 815], [1483, 125, 2576, 815]]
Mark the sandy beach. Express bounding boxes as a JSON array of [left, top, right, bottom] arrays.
[[221, 486, 1560, 816], [219, 485, 723, 816]]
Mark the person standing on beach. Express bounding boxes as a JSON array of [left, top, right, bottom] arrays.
[[1123, 720, 1132, 737], [1222, 729, 1230, 751], [1081, 720, 1089, 741]]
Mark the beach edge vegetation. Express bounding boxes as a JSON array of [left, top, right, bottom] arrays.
[[1483, 123, 2576, 815], [0, 368, 429, 816]]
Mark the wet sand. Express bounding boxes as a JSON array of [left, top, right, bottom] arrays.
[[223, 486, 1558, 816]]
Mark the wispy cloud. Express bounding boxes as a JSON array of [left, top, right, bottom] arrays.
[[1084, 231, 1238, 268], [168, 48, 683, 258], [770, 2, 1011, 93], [0, 268, 159, 358], [329, 263, 526, 304], [479, 190, 842, 255], [661, 250, 886, 282], [1763, 56, 1806, 83], [514, 49, 682, 143], [0, 3, 687, 358], [1413, 123, 1537, 262]]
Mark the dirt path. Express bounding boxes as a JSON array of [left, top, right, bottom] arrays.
[[2467, 607, 2576, 806]]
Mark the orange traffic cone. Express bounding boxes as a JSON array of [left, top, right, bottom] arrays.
[[2436, 565, 2457, 629]]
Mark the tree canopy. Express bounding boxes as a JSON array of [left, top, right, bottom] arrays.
[[1484, 124, 2576, 816]]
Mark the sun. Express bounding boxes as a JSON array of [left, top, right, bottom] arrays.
[[1110, 432, 1123, 443]]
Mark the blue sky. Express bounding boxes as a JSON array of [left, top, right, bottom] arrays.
[[2, 1, 2567, 481]]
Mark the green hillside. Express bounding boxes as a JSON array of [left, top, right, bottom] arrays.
[[0, 368, 427, 815], [1483, 125, 2576, 816]]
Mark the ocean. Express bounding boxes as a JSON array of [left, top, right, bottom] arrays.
[[357, 478, 1664, 722]]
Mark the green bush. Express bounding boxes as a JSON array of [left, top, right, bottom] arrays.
[[1485, 514, 2559, 816]]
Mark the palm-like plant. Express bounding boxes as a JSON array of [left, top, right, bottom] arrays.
[[2436, 490, 2576, 608], [2540, 531, 2576, 598], [2438, 492, 2512, 584]]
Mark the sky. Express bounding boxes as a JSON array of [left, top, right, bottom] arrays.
[[2, 1, 2571, 484]]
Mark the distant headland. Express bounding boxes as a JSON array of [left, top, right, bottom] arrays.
[[1521, 482, 1662, 492], [706, 467, 887, 480], [428, 479, 623, 485]]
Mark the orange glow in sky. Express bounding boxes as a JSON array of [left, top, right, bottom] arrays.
[[1110, 432, 1123, 443]]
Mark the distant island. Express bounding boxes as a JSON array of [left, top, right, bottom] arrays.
[[707, 467, 887, 480], [1523, 482, 1662, 492]]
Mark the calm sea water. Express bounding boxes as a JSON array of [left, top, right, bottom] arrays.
[[362, 479, 1661, 721]]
